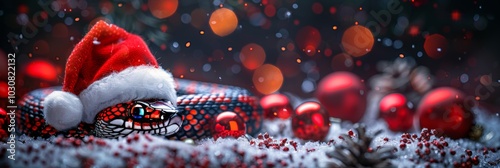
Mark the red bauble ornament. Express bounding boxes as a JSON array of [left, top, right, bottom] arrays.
[[417, 87, 474, 139], [291, 102, 330, 141], [260, 94, 293, 119], [316, 72, 367, 123], [211, 111, 246, 140], [379, 93, 414, 132]]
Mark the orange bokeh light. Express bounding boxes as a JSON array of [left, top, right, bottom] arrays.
[[148, 0, 178, 19], [209, 8, 239, 37], [252, 64, 283, 95], [239, 43, 266, 70], [341, 25, 374, 57], [424, 34, 448, 59]]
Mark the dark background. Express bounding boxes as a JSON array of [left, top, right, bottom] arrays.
[[1, 0, 499, 109]]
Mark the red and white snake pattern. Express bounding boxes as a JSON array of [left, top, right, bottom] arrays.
[[16, 78, 262, 140]]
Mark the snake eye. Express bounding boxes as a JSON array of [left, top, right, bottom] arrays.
[[131, 104, 145, 119]]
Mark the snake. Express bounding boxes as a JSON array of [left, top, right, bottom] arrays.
[[15, 78, 262, 140]]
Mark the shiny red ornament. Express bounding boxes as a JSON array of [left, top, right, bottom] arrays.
[[379, 93, 413, 132], [417, 87, 474, 139], [291, 102, 330, 141], [260, 94, 293, 119], [316, 72, 367, 123], [211, 111, 246, 140]]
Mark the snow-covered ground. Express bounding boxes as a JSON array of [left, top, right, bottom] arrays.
[[1, 108, 499, 167]]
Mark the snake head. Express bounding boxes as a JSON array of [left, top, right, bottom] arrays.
[[95, 99, 182, 139]]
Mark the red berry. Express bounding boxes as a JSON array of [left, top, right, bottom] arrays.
[[472, 156, 479, 165], [400, 143, 406, 150], [425, 148, 430, 155], [466, 149, 472, 156], [264, 133, 270, 139], [348, 130, 354, 137]]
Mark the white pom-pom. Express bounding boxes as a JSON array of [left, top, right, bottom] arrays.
[[43, 91, 83, 131]]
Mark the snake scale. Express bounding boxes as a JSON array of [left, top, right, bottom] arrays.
[[16, 78, 262, 140]]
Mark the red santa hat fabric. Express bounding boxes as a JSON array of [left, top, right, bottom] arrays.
[[43, 20, 176, 130]]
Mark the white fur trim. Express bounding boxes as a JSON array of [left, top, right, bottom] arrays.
[[43, 91, 83, 130], [79, 66, 176, 123]]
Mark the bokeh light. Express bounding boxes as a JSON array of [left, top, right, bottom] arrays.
[[264, 5, 276, 17], [25, 60, 58, 81], [480, 75, 492, 86], [295, 26, 321, 56], [148, 0, 178, 19], [408, 26, 420, 36], [451, 10, 461, 21], [324, 48, 332, 57], [209, 8, 238, 37], [33, 40, 50, 55], [423, 34, 448, 59], [411, 0, 429, 7], [341, 25, 374, 57], [0, 82, 7, 98], [0, 49, 7, 77], [239, 43, 266, 70], [276, 51, 300, 77], [52, 23, 69, 38], [181, 13, 192, 24], [191, 8, 208, 29], [331, 53, 354, 71], [312, 2, 323, 14], [99, 1, 114, 15], [473, 15, 488, 31], [329, 6, 337, 14], [253, 64, 283, 95]]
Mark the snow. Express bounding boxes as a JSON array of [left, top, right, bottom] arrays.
[[1, 108, 499, 167]]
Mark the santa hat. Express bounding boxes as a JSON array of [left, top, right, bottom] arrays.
[[43, 21, 176, 131]]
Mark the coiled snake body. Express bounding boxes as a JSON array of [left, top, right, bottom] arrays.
[[16, 79, 262, 140]]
